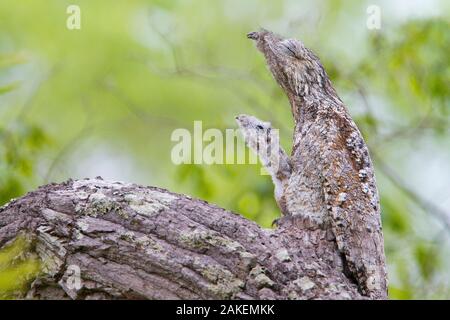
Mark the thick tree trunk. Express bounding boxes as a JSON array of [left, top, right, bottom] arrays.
[[0, 178, 365, 299]]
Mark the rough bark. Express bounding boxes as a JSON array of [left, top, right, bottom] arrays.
[[0, 178, 366, 300]]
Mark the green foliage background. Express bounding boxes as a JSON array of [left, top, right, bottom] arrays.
[[0, 0, 449, 299]]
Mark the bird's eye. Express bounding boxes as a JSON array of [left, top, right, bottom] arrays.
[[256, 125, 264, 130], [282, 44, 296, 56], [279, 39, 301, 59]]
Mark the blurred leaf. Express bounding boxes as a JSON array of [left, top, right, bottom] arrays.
[[0, 82, 20, 95], [237, 192, 260, 219], [0, 235, 41, 299], [415, 242, 440, 280], [381, 197, 409, 234], [389, 286, 413, 300]]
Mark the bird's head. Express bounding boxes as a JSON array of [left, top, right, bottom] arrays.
[[235, 114, 274, 152], [247, 29, 328, 98], [235, 114, 271, 133]]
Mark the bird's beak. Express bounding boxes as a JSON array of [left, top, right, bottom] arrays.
[[235, 115, 246, 125], [246, 31, 259, 40]]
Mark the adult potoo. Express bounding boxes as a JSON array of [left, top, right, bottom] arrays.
[[247, 29, 387, 299]]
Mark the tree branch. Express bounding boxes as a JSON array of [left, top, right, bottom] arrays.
[[0, 178, 364, 299]]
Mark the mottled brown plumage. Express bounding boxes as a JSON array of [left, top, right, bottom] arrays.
[[247, 29, 387, 299]]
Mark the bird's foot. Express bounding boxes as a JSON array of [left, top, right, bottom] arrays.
[[271, 217, 280, 227], [272, 215, 296, 228]]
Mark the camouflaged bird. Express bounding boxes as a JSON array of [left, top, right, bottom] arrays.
[[235, 114, 291, 216], [247, 29, 387, 299]]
